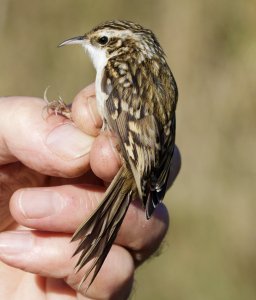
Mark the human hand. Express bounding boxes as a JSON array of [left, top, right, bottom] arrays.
[[0, 84, 181, 299]]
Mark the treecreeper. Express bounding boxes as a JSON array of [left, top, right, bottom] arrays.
[[52, 20, 178, 289]]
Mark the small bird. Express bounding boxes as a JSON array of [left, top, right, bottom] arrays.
[[58, 20, 178, 288]]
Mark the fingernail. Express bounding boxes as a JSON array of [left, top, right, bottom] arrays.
[[18, 190, 65, 219], [46, 123, 94, 160], [0, 231, 33, 255], [87, 97, 102, 129]]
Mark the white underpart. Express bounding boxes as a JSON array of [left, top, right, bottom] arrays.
[[83, 43, 108, 118]]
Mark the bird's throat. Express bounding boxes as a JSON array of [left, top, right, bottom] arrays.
[[84, 44, 108, 72]]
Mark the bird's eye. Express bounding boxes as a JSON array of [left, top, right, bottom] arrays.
[[98, 36, 109, 45]]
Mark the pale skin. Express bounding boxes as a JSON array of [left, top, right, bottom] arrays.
[[0, 83, 181, 300]]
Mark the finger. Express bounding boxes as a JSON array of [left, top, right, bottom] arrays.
[[0, 231, 134, 299], [0, 97, 94, 177], [10, 185, 105, 233], [117, 201, 169, 265], [72, 85, 122, 181], [90, 132, 122, 182], [43, 279, 77, 300], [0, 163, 45, 231], [71, 84, 102, 137], [10, 184, 169, 264]]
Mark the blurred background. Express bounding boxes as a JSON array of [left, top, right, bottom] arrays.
[[0, 0, 255, 299]]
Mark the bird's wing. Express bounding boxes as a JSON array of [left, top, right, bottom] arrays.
[[106, 96, 159, 200], [102, 58, 177, 217]]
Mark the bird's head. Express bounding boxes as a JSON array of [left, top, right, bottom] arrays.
[[58, 20, 164, 71]]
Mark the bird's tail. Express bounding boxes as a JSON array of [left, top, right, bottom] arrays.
[[71, 165, 133, 289]]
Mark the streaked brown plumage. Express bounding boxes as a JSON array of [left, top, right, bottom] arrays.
[[58, 20, 178, 288]]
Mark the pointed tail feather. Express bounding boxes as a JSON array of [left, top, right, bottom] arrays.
[[71, 166, 133, 288]]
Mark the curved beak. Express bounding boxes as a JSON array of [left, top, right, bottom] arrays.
[[58, 35, 87, 47]]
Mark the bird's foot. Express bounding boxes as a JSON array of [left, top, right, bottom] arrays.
[[43, 86, 72, 120]]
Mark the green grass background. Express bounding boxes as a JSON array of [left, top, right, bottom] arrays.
[[0, 0, 255, 299]]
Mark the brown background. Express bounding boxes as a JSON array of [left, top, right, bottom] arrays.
[[0, 0, 255, 299]]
